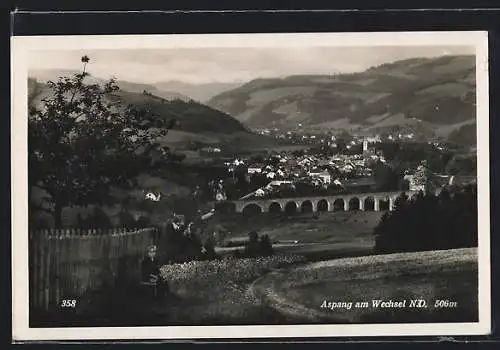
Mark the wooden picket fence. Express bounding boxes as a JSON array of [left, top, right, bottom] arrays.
[[28, 227, 158, 314]]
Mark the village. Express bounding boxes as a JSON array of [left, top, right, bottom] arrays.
[[252, 126, 418, 146], [209, 134, 447, 202]]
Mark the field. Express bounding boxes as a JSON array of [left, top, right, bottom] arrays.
[[251, 247, 478, 323], [215, 211, 384, 261]]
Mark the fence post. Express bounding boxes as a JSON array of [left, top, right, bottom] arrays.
[[36, 231, 44, 310], [42, 230, 51, 312], [28, 230, 35, 312]]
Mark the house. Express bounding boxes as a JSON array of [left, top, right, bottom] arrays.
[[332, 178, 343, 187], [365, 136, 381, 143], [255, 188, 266, 197], [405, 162, 430, 192], [266, 180, 294, 189], [298, 158, 313, 166], [215, 191, 227, 201], [308, 170, 332, 184], [247, 164, 263, 174], [200, 147, 222, 155], [359, 168, 373, 176], [341, 164, 354, 173]]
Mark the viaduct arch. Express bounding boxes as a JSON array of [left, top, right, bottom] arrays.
[[230, 191, 417, 214]]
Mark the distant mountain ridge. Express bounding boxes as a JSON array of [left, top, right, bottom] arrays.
[[29, 69, 242, 102], [153, 80, 243, 103], [29, 69, 193, 102], [207, 55, 477, 147]]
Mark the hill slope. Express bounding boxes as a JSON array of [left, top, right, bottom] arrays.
[[28, 77, 278, 151], [208, 55, 476, 146]]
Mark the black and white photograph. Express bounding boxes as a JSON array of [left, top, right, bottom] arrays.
[[11, 31, 490, 340]]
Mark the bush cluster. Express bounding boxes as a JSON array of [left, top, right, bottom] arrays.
[[232, 231, 274, 258]]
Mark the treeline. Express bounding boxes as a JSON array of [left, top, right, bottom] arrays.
[[374, 184, 477, 253], [374, 141, 475, 175]]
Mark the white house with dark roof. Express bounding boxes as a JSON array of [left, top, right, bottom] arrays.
[[308, 170, 332, 184], [247, 164, 263, 174]]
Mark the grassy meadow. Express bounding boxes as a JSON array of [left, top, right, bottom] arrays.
[[215, 211, 384, 261], [252, 247, 478, 324]]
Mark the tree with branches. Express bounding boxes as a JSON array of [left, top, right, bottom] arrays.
[[29, 56, 174, 227]]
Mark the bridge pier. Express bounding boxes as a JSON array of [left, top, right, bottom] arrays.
[[374, 198, 380, 211], [359, 198, 365, 211], [311, 201, 318, 213]]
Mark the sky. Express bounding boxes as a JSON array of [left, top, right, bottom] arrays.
[[28, 46, 475, 84]]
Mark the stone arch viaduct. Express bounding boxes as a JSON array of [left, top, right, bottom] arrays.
[[228, 191, 418, 215]]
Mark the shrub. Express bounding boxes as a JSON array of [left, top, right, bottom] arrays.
[[135, 215, 150, 228], [243, 231, 261, 257], [259, 234, 274, 257], [79, 207, 112, 229], [242, 231, 276, 258], [118, 210, 136, 228], [202, 239, 218, 260]]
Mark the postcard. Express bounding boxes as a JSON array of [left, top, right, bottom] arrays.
[[11, 31, 490, 340]]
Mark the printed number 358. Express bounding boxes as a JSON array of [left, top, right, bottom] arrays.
[[61, 299, 77, 308]]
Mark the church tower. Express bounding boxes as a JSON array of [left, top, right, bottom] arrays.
[[363, 140, 369, 153]]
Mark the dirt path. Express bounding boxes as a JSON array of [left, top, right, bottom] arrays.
[[247, 248, 478, 324], [247, 270, 333, 324]]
